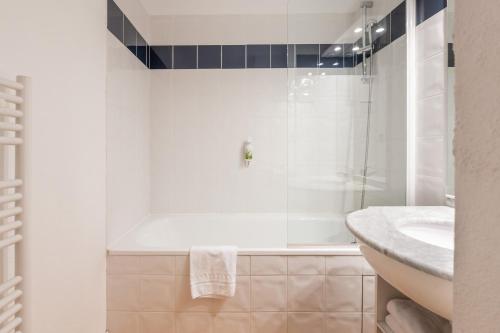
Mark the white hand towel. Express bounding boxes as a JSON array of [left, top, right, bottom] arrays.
[[189, 246, 238, 299], [387, 299, 452, 333], [386, 314, 406, 333]]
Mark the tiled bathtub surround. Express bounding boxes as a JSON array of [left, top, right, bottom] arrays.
[[107, 254, 376, 333]]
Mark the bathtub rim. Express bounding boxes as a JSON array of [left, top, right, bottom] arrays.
[[107, 244, 361, 256]]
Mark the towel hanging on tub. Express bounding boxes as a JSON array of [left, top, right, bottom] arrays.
[[189, 246, 238, 299]]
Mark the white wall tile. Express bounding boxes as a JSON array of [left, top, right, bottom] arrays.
[[414, 9, 447, 205], [107, 34, 150, 244], [416, 11, 445, 60], [150, 70, 288, 214]]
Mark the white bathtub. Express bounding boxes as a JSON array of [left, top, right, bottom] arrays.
[[108, 214, 360, 255]]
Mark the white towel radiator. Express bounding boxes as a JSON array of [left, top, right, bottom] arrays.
[[0, 75, 29, 333]]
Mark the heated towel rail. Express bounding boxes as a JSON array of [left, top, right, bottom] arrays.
[[0, 75, 29, 333]]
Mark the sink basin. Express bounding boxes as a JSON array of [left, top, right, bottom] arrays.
[[398, 220, 454, 250], [346, 206, 454, 320]]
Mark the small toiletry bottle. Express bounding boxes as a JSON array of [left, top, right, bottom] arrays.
[[244, 137, 253, 166]]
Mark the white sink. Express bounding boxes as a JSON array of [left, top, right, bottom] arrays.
[[346, 207, 454, 320], [398, 220, 454, 250]]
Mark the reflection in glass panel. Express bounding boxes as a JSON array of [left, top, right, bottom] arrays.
[[287, 0, 407, 245]]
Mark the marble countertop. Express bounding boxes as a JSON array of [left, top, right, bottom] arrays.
[[346, 206, 454, 281]]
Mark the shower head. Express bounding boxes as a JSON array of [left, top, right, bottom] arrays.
[[360, 1, 373, 8]]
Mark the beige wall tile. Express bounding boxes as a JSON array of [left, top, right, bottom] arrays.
[[363, 313, 376, 333], [108, 255, 176, 275], [287, 312, 324, 333], [141, 256, 175, 275], [325, 276, 362, 312], [362, 276, 375, 313], [325, 312, 361, 333], [107, 311, 140, 333], [251, 312, 287, 333], [218, 276, 251, 312], [140, 312, 175, 333], [237, 256, 251, 275], [175, 256, 189, 275], [141, 276, 175, 311], [361, 258, 376, 276], [214, 313, 251, 333], [107, 276, 141, 311], [288, 275, 325, 311], [251, 256, 287, 275], [176, 313, 213, 333], [288, 256, 325, 275], [325, 256, 364, 276], [108, 256, 142, 275], [251, 276, 287, 311]]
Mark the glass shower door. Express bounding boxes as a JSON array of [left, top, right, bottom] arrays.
[[286, 0, 407, 245]]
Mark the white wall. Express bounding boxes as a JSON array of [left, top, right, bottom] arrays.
[[0, 1, 106, 332], [149, 1, 408, 223], [150, 70, 288, 213], [453, 1, 500, 332], [414, 11, 447, 205], [106, 33, 151, 244]]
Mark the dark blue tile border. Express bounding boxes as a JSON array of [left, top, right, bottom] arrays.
[[320, 44, 344, 68], [107, 0, 407, 71], [107, 0, 123, 42], [416, 0, 447, 25], [373, 15, 391, 54], [137, 33, 148, 67], [222, 45, 246, 69], [391, 1, 406, 42], [123, 16, 137, 56], [296, 44, 319, 68], [150, 46, 172, 69], [271, 45, 288, 68], [174, 46, 197, 69], [198, 45, 222, 69], [247, 45, 271, 69]]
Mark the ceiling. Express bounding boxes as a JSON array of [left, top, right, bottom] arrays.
[[139, 0, 362, 16]]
